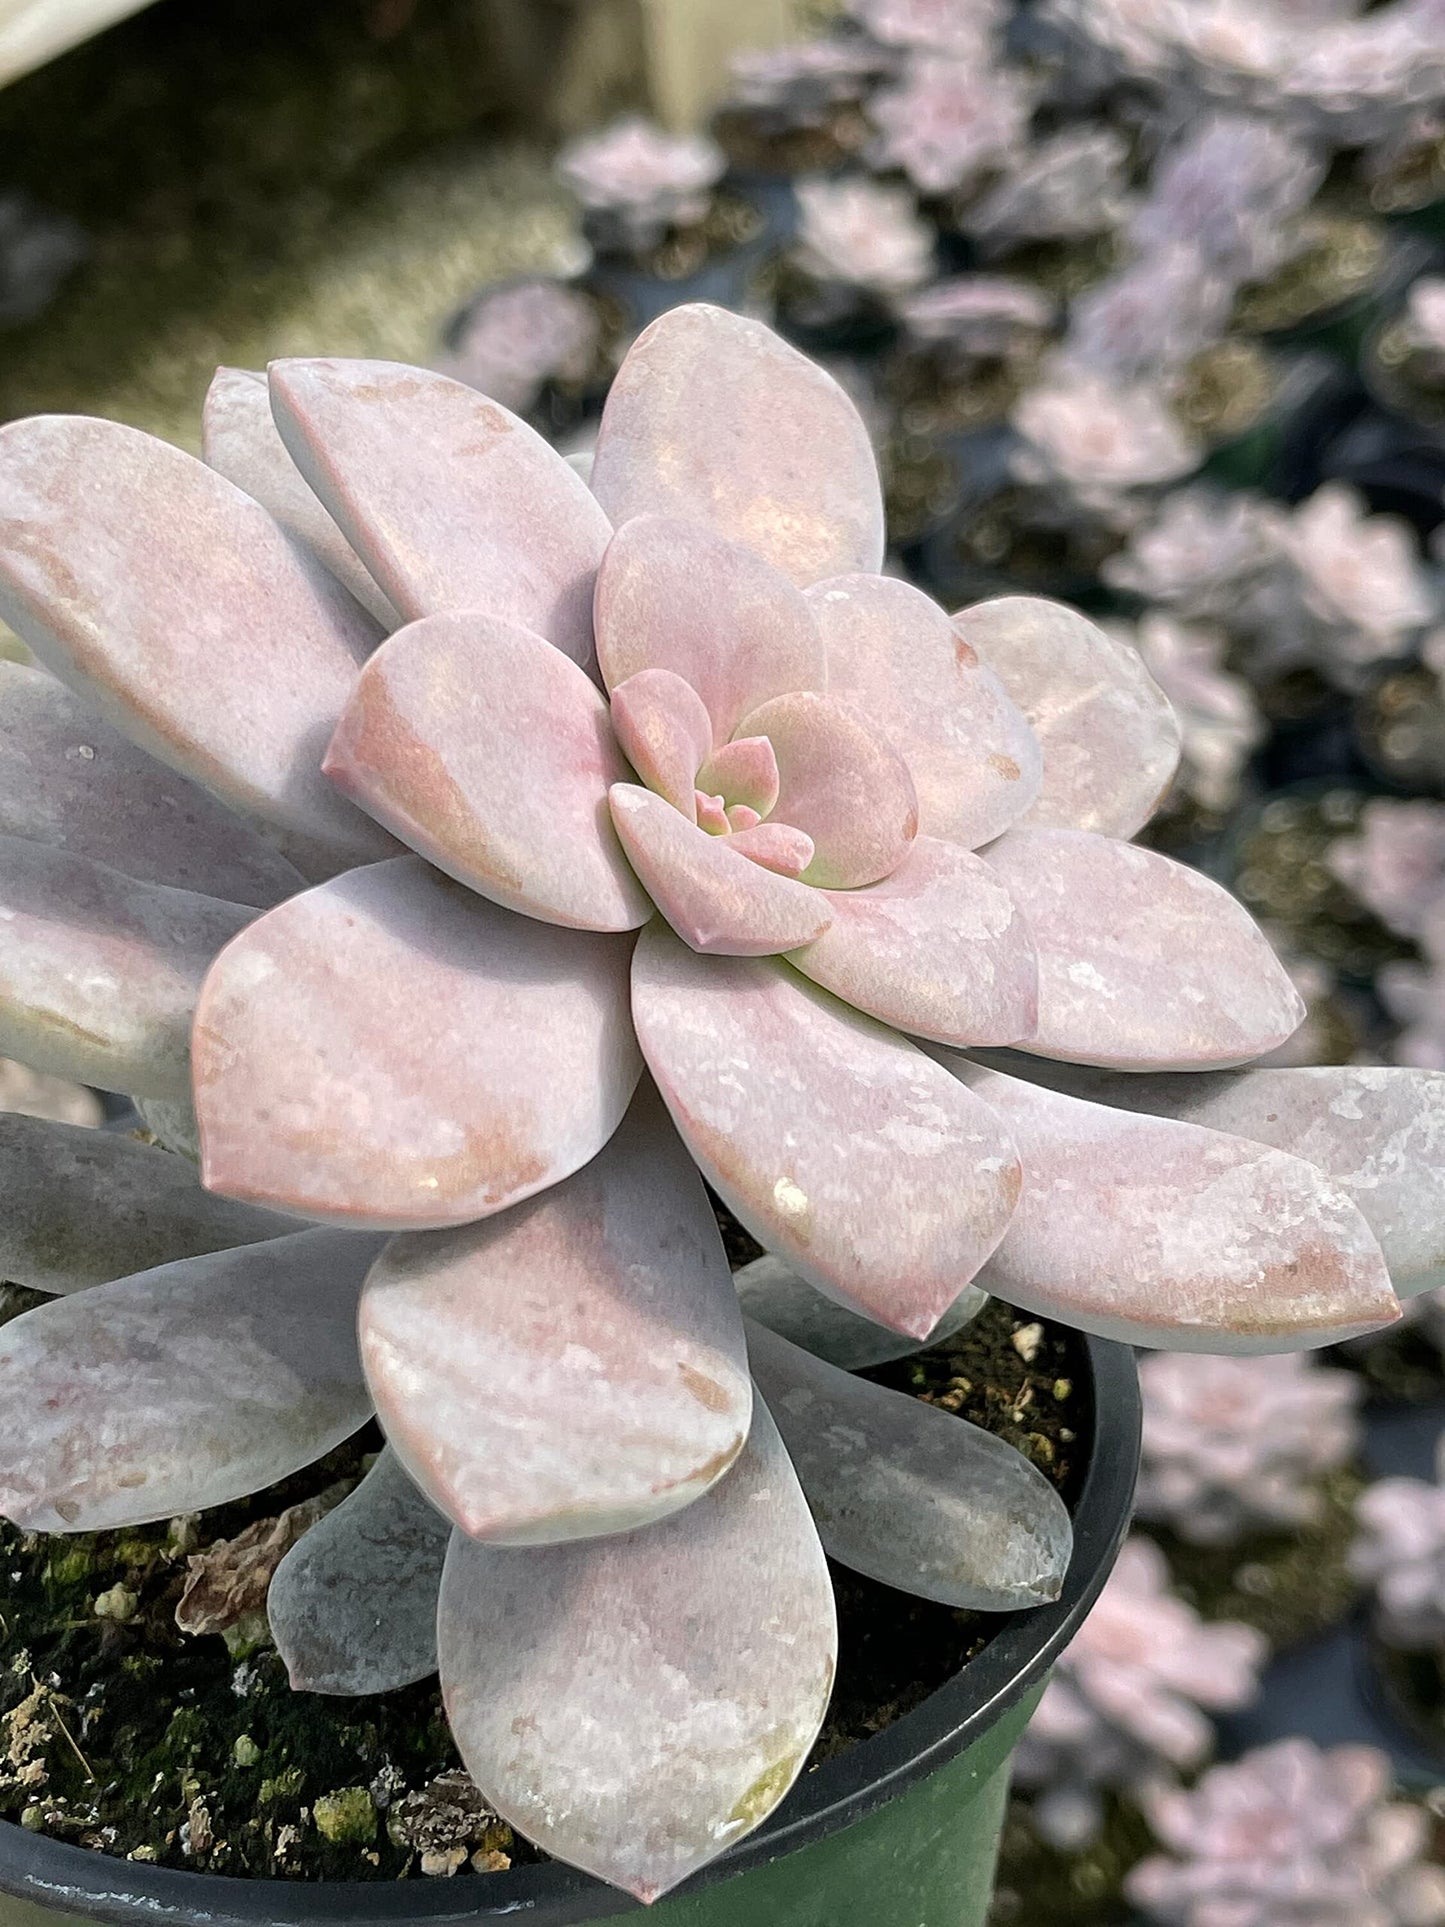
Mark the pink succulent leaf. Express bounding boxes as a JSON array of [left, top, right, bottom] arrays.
[[0, 1112, 296, 1296], [594, 513, 828, 741], [0, 416, 393, 875], [608, 785, 832, 954], [987, 1063, 1445, 1300], [324, 612, 650, 933], [202, 366, 399, 629], [192, 857, 641, 1228], [694, 790, 730, 834], [608, 667, 713, 820], [0, 1229, 381, 1532], [736, 691, 918, 890], [589, 304, 885, 590], [746, 1319, 1071, 1609], [788, 834, 1038, 1048], [727, 804, 763, 834], [952, 596, 1182, 839], [940, 1062, 1400, 1353], [727, 821, 817, 878], [267, 1444, 450, 1694], [697, 736, 782, 820], [0, 836, 252, 1101], [631, 923, 1021, 1338], [808, 574, 1043, 849], [984, 828, 1306, 1069], [360, 1082, 751, 1545], [736, 1251, 986, 1369], [437, 1396, 836, 1903], [0, 660, 305, 910], [267, 359, 611, 675]]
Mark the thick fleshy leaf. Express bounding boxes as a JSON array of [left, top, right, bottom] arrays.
[[438, 1398, 836, 1903], [728, 821, 816, 877], [0, 836, 251, 1100], [738, 691, 918, 890], [268, 359, 611, 672], [325, 613, 650, 932], [736, 1251, 986, 1368], [0, 1113, 295, 1294], [0, 661, 305, 909], [0, 1230, 380, 1532], [608, 668, 713, 818], [591, 304, 884, 591], [594, 514, 827, 741], [698, 736, 781, 819], [747, 1321, 1072, 1608], [631, 924, 1020, 1337], [987, 1061, 1445, 1299], [788, 835, 1037, 1047], [0, 416, 392, 873], [136, 1097, 200, 1159], [362, 1084, 751, 1544], [193, 857, 641, 1228], [268, 1446, 449, 1694], [609, 784, 831, 955], [984, 828, 1305, 1069], [952, 596, 1181, 838], [808, 575, 1042, 848], [202, 366, 398, 627], [939, 1061, 1400, 1352]]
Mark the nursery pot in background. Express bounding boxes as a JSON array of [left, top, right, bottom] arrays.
[[0, 1335, 1140, 1927]]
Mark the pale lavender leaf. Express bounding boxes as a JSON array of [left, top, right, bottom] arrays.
[[193, 857, 641, 1228], [939, 1062, 1400, 1352], [0, 416, 393, 873], [437, 1397, 836, 1902], [590, 305, 885, 590], [788, 834, 1037, 1047], [594, 513, 827, 742], [736, 691, 918, 890], [746, 1320, 1072, 1608], [697, 736, 781, 820], [202, 366, 398, 627], [0, 1111, 294, 1294], [735, 1250, 986, 1368], [268, 359, 611, 672], [361, 1082, 751, 1543], [0, 661, 305, 909], [952, 596, 1182, 838], [631, 923, 1020, 1338], [808, 573, 1042, 847], [268, 1445, 450, 1694], [0, 1229, 380, 1531], [0, 836, 252, 1100], [984, 828, 1305, 1069], [608, 784, 831, 954], [608, 668, 713, 819], [325, 612, 650, 932], [135, 1097, 200, 1159], [727, 821, 816, 878]]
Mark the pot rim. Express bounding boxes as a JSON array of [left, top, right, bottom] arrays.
[[0, 1330, 1140, 1925]]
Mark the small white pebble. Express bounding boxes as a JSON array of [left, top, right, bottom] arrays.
[[1011, 1322, 1044, 1363]]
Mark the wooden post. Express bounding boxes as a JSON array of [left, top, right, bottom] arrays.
[[638, 0, 798, 131]]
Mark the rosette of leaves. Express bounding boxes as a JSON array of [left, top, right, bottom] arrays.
[[0, 303, 1441, 1900]]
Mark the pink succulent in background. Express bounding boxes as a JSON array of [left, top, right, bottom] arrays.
[[1329, 798, 1445, 940], [847, 0, 1006, 59], [1103, 486, 1288, 619], [1062, 245, 1235, 381], [1127, 614, 1265, 815], [0, 302, 1441, 1898], [869, 54, 1034, 196], [895, 273, 1055, 357], [432, 278, 601, 418], [1014, 1536, 1267, 1848], [1011, 367, 1201, 514], [1127, 1739, 1445, 1927], [968, 124, 1132, 250], [1135, 1351, 1360, 1545], [1129, 114, 1325, 283], [793, 174, 935, 294], [1270, 483, 1438, 684], [1350, 1432, 1445, 1653], [729, 36, 891, 118], [555, 117, 726, 252]]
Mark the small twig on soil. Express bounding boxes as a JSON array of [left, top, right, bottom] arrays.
[[33, 1673, 96, 1784]]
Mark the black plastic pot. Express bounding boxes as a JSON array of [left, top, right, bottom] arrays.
[[0, 1336, 1140, 1927]]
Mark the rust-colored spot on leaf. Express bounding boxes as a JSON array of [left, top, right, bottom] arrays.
[[954, 635, 979, 668], [988, 753, 1022, 782], [678, 1364, 731, 1414]]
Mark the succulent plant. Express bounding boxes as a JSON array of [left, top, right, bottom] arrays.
[[793, 174, 935, 295], [0, 190, 87, 328], [895, 273, 1055, 359], [0, 302, 1439, 1900], [1010, 367, 1201, 515], [847, 0, 1005, 59], [1127, 1738, 1445, 1926], [1103, 486, 1287, 620], [1128, 115, 1325, 285], [1350, 1432, 1445, 1653], [1013, 1536, 1267, 1848], [433, 278, 601, 419], [555, 118, 726, 255], [967, 124, 1132, 251], [869, 53, 1035, 196], [728, 36, 891, 124], [1271, 483, 1438, 684], [1062, 246, 1235, 382], [1135, 1350, 1360, 1545], [1125, 615, 1265, 816], [1329, 798, 1445, 940]]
